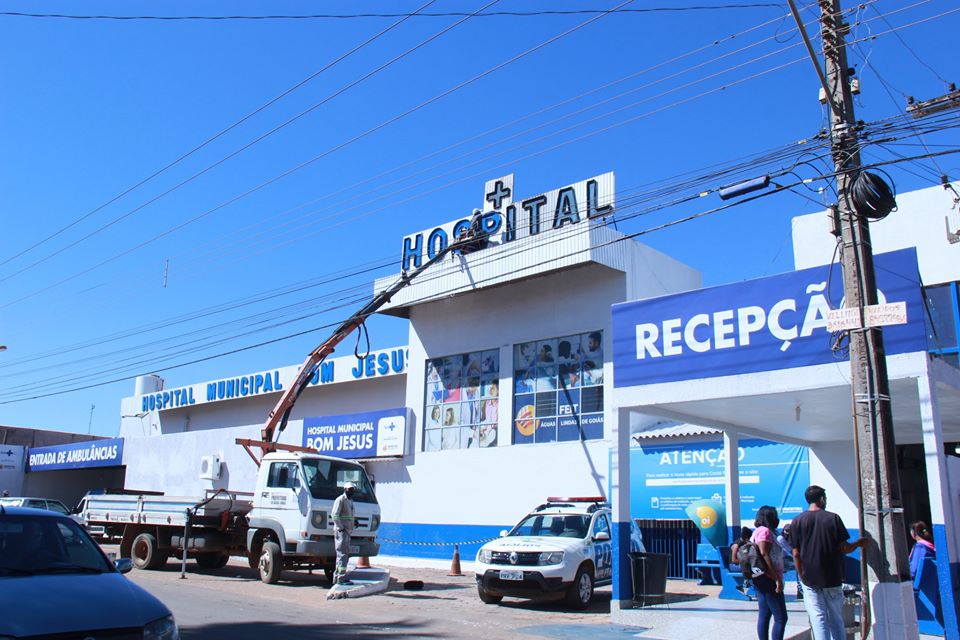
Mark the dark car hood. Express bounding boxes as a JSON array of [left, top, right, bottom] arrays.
[[0, 572, 171, 636]]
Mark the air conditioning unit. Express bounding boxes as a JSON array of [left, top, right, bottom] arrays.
[[199, 455, 221, 480]]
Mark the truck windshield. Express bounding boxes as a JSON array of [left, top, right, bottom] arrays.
[[301, 459, 377, 504]]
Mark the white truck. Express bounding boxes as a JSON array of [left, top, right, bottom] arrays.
[[82, 451, 380, 583]]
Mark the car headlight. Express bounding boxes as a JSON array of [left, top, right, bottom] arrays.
[[537, 551, 563, 565], [144, 615, 179, 640], [477, 548, 493, 563]]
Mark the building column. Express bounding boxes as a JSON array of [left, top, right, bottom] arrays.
[[611, 406, 634, 615], [918, 372, 960, 639], [724, 430, 741, 544]]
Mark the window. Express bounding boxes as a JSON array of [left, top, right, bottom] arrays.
[[424, 349, 500, 450], [266, 462, 300, 489], [46, 500, 70, 515], [513, 331, 604, 444], [924, 283, 959, 368], [592, 513, 611, 539]]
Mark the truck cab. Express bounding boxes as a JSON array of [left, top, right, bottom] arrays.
[[248, 451, 381, 582]]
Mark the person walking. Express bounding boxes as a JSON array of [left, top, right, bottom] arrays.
[[751, 506, 788, 640], [331, 482, 357, 585], [790, 485, 868, 640]]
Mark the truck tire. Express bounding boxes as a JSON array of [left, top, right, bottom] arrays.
[[564, 565, 594, 610], [477, 585, 503, 604], [195, 553, 230, 569], [324, 568, 335, 583], [132, 533, 167, 570], [258, 541, 283, 584]]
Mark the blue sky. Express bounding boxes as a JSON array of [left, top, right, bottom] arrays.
[[1, 0, 957, 435]]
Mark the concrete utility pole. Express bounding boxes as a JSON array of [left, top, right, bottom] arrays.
[[815, 0, 917, 636]]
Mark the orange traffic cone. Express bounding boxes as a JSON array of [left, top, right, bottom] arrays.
[[448, 544, 463, 577], [356, 555, 371, 569]]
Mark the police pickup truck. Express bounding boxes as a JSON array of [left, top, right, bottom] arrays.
[[475, 497, 644, 609]]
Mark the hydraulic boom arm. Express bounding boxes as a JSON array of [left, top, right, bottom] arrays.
[[237, 236, 474, 464]]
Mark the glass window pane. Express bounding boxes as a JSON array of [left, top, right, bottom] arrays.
[[424, 349, 499, 451], [512, 331, 605, 444], [925, 284, 958, 349]]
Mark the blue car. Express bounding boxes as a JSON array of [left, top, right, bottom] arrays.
[[0, 505, 179, 639]]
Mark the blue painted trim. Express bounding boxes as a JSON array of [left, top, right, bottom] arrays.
[[612, 520, 632, 601], [377, 522, 505, 561], [932, 524, 959, 639]]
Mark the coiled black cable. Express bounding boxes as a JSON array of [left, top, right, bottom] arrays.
[[851, 170, 897, 220]]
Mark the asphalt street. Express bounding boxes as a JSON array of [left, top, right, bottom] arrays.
[[120, 553, 630, 640]]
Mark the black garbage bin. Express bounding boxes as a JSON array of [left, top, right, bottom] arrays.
[[628, 552, 670, 606]]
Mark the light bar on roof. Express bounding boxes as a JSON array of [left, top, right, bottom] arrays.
[[545, 496, 606, 503]]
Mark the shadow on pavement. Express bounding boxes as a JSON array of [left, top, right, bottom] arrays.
[[180, 620, 440, 639]]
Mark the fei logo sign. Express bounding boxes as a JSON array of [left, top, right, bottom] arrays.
[[612, 248, 926, 387]]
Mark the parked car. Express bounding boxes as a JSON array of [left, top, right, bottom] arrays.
[[474, 497, 645, 609], [0, 496, 87, 528], [0, 505, 180, 639]]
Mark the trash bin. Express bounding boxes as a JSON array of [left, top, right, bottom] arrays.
[[628, 552, 670, 606]]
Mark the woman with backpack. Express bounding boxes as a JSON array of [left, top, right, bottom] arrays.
[[751, 505, 787, 640]]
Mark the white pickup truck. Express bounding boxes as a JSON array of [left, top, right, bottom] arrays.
[[82, 451, 380, 583]]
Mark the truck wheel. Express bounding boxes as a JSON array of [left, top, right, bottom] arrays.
[[564, 566, 594, 610], [324, 568, 335, 583], [196, 553, 230, 569], [132, 533, 166, 570], [477, 585, 503, 604], [258, 541, 283, 584]]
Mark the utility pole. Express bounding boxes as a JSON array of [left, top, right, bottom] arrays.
[[816, 0, 917, 636]]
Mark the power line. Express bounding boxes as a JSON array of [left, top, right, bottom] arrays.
[[0, 6, 786, 22], [0, 0, 443, 270], [0, 0, 638, 307]]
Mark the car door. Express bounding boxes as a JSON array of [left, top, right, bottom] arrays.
[[262, 461, 304, 546], [591, 513, 613, 583]]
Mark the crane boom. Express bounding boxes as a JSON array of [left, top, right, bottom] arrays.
[[236, 235, 477, 465]]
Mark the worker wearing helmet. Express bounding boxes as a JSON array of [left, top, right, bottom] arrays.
[[331, 482, 357, 585]]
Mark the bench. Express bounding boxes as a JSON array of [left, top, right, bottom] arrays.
[[687, 543, 723, 585]]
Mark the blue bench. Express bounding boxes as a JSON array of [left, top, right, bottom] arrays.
[[688, 543, 723, 585]]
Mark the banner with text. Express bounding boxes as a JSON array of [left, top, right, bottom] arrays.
[[302, 407, 410, 459], [27, 438, 124, 472], [613, 248, 926, 386], [631, 438, 809, 522]]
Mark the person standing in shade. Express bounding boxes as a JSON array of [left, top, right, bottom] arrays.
[[331, 482, 357, 585], [908, 520, 936, 580], [751, 506, 787, 640], [790, 485, 868, 640]]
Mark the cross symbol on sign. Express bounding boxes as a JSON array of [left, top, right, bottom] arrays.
[[0, 450, 12, 457], [485, 180, 512, 210]]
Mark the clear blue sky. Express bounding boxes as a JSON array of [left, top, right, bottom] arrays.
[[1, 0, 957, 435]]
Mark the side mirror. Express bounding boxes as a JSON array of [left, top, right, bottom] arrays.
[[115, 558, 133, 574], [594, 531, 611, 542], [499, 530, 509, 537]]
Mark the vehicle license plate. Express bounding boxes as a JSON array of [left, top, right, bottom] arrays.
[[350, 545, 360, 554], [499, 570, 523, 581]]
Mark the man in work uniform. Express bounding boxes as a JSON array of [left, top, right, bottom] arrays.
[[331, 482, 357, 585]]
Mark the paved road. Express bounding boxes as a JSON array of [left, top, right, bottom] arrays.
[[121, 554, 627, 640]]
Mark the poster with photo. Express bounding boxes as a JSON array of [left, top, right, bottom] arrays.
[[423, 349, 501, 451], [512, 331, 604, 444], [426, 405, 442, 429]]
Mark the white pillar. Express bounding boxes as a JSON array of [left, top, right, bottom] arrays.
[[918, 372, 960, 639], [724, 430, 741, 541], [610, 406, 634, 617]]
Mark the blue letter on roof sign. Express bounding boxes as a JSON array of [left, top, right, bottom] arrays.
[[402, 234, 422, 271]]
